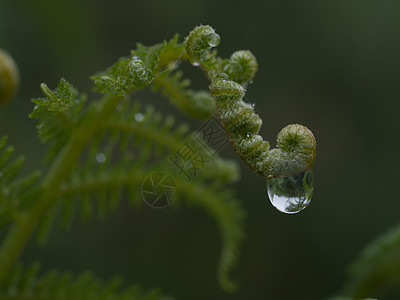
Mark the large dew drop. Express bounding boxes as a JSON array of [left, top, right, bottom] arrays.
[[206, 33, 220, 48], [267, 170, 314, 214]]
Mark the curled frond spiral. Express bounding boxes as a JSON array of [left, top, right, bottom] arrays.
[[209, 76, 316, 179], [184, 25, 220, 67], [128, 59, 154, 88], [223, 50, 258, 86], [183, 26, 317, 180]]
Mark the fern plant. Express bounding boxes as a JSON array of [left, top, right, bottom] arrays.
[[0, 25, 249, 299], [0, 24, 318, 298]]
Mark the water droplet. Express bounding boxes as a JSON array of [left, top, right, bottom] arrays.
[[206, 33, 220, 48], [267, 170, 313, 214], [246, 133, 252, 138], [96, 152, 106, 164], [134, 112, 144, 122], [192, 62, 200, 67]]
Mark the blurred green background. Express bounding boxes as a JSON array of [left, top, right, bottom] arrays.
[[1, 0, 400, 299]]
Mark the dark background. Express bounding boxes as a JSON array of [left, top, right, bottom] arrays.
[[1, 1, 399, 299]]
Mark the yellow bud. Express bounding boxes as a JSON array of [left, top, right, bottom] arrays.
[[0, 49, 19, 106]]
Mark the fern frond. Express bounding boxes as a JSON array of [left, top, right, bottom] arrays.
[[200, 156, 240, 184], [29, 78, 86, 162], [92, 35, 215, 119], [0, 263, 174, 300], [341, 223, 400, 298], [90, 36, 184, 96], [103, 102, 188, 155], [174, 175, 245, 292], [152, 70, 216, 119], [29, 97, 244, 289], [37, 102, 238, 226], [0, 28, 248, 293], [32, 101, 185, 236], [132, 42, 165, 73], [132, 35, 184, 72], [90, 57, 154, 96], [0, 136, 40, 225], [43, 160, 244, 292]]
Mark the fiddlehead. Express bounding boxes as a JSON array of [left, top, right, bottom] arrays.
[[91, 57, 154, 96], [223, 50, 258, 86], [92, 35, 216, 119], [184, 25, 220, 67], [128, 58, 154, 89], [185, 25, 317, 214]]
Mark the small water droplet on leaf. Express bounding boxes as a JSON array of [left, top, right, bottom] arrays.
[[206, 33, 220, 48], [134, 112, 144, 122], [267, 170, 314, 214], [96, 152, 107, 164]]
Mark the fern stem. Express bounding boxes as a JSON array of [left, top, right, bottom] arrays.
[[0, 193, 21, 220], [0, 96, 123, 284]]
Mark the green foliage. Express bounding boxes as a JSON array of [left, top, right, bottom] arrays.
[[0, 23, 320, 298], [29, 79, 86, 162], [0, 25, 255, 298], [91, 35, 216, 120], [1, 263, 173, 300], [32, 79, 76, 113], [0, 136, 40, 225], [184, 25, 317, 180], [336, 223, 400, 299], [209, 76, 316, 179], [152, 70, 215, 119], [2, 17, 396, 300], [0, 21, 390, 300], [91, 57, 153, 96]]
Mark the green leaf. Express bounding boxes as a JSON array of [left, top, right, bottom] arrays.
[[91, 35, 185, 97], [29, 78, 85, 163], [342, 223, 400, 298], [31, 78, 76, 113], [0, 263, 174, 300], [0, 136, 40, 226]]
